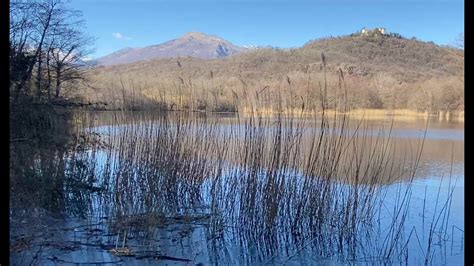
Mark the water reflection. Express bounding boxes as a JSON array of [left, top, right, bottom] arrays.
[[10, 110, 464, 265]]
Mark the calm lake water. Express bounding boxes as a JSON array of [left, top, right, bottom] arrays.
[[10, 111, 464, 265]]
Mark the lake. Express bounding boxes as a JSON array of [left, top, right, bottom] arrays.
[[10, 110, 464, 265]]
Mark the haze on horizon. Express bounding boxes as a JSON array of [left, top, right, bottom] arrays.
[[69, 0, 464, 58]]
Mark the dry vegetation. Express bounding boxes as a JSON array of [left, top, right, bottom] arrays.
[[10, 62, 461, 264], [77, 33, 463, 119], [39, 106, 455, 263]]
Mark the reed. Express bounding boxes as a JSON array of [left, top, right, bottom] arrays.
[[10, 59, 461, 264]]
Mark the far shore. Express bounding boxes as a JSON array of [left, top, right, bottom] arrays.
[[47, 101, 464, 123], [239, 107, 464, 122]]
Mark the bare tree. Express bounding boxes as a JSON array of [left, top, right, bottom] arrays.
[[49, 27, 94, 98], [34, 0, 63, 99], [10, 0, 94, 103], [10, 0, 38, 101]]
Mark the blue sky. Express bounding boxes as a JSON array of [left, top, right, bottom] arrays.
[[69, 0, 464, 58]]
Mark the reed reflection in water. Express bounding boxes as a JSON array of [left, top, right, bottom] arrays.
[[10, 110, 464, 265]]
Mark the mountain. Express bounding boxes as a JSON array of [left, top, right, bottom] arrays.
[[95, 32, 463, 82], [96, 32, 247, 66], [82, 31, 463, 113]]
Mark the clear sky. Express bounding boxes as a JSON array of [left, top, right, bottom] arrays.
[[69, 0, 464, 58]]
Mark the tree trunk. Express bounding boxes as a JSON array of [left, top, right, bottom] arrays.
[[13, 7, 53, 104], [55, 67, 61, 98], [36, 51, 43, 99], [46, 49, 52, 100]]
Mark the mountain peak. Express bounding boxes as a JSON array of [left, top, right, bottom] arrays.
[[183, 32, 208, 38], [96, 32, 246, 66], [180, 32, 226, 43]]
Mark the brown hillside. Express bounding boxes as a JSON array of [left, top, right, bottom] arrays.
[[301, 34, 463, 82], [80, 33, 463, 113]]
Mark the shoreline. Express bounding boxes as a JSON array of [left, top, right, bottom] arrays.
[[52, 102, 464, 123]]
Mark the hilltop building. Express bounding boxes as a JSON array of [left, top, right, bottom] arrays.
[[360, 27, 386, 36]]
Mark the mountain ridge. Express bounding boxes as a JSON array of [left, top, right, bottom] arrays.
[[83, 31, 463, 113], [96, 32, 247, 66]]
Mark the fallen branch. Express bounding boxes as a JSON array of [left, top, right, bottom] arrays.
[[135, 253, 192, 262], [10, 138, 32, 143], [49, 255, 123, 264]]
